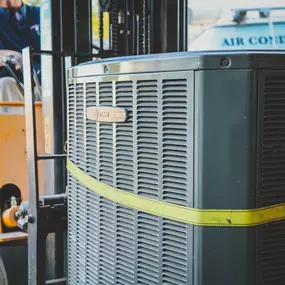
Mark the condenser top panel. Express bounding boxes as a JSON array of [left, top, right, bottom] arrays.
[[68, 50, 285, 78]]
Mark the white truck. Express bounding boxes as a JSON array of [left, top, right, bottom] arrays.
[[188, 6, 285, 51]]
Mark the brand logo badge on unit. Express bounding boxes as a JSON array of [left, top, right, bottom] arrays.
[[86, 106, 128, 123]]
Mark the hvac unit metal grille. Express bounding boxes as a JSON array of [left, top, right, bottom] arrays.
[[258, 73, 285, 285], [67, 83, 76, 285], [115, 81, 136, 285], [137, 79, 160, 285], [68, 72, 192, 285], [68, 83, 87, 284], [85, 82, 100, 284], [98, 81, 116, 285], [162, 79, 188, 285]]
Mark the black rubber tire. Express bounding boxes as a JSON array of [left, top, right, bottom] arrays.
[[0, 255, 8, 285]]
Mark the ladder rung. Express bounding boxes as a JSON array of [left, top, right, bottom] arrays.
[[37, 154, 67, 160], [45, 278, 66, 284]]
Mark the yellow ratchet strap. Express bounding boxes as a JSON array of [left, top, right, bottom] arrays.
[[67, 159, 285, 227]]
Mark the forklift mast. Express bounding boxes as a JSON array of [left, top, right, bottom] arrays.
[[97, 0, 188, 55], [23, 0, 188, 284]]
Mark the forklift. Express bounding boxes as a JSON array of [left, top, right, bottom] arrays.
[[0, 0, 188, 284], [2, 0, 285, 285]]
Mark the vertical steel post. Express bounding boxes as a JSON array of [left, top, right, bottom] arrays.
[[39, 0, 93, 281], [73, 0, 93, 63], [151, 0, 188, 53], [40, 1, 65, 280], [23, 47, 46, 285]]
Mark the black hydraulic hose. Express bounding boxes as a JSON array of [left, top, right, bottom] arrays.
[[0, 60, 24, 95], [93, 44, 100, 51], [2, 56, 42, 100]]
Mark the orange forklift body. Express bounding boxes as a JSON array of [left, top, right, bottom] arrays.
[[0, 102, 44, 234]]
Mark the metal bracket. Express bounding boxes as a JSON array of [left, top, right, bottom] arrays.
[[22, 47, 96, 285], [17, 194, 67, 234]]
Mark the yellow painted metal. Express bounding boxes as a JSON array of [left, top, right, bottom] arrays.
[[22, 0, 40, 6], [2, 205, 19, 228], [67, 159, 285, 227]]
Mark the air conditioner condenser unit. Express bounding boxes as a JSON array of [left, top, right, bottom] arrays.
[[66, 51, 285, 285]]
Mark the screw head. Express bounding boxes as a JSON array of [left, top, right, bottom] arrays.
[[25, 215, 35, 224], [15, 210, 21, 219], [104, 65, 109, 73], [221, 57, 231, 68]]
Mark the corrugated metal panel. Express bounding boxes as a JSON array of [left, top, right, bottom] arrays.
[[162, 79, 188, 285], [116, 81, 134, 192], [68, 84, 76, 162], [259, 73, 285, 285], [115, 81, 136, 285], [75, 83, 87, 284], [67, 83, 77, 284], [98, 81, 116, 285], [136, 80, 160, 285], [85, 82, 100, 285], [68, 83, 87, 284], [68, 73, 193, 285], [162, 79, 188, 206]]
